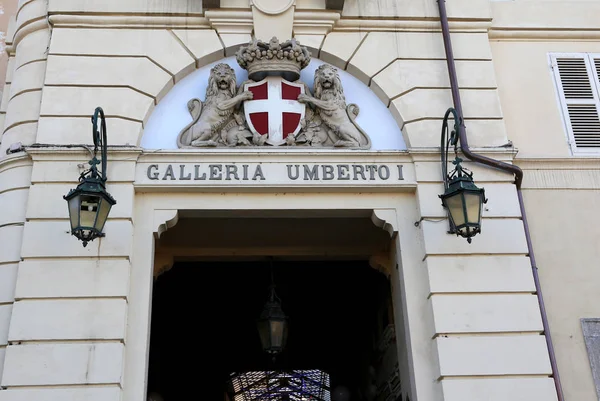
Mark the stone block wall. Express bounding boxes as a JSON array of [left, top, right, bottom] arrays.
[[411, 156, 557, 401], [0, 1, 566, 401]]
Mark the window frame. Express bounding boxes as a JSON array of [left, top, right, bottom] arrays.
[[549, 52, 600, 156]]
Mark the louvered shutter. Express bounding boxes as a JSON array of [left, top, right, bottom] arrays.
[[551, 54, 600, 152]]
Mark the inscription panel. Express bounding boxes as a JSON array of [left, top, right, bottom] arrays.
[[135, 161, 415, 191]]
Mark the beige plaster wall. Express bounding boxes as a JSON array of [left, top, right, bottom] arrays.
[[519, 184, 600, 401], [490, 2, 600, 401]]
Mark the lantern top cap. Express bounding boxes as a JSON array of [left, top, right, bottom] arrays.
[[259, 298, 287, 320], [441, 166, 485, 200], [63, 176, 117, 204]]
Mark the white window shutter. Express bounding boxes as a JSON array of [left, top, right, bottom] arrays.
[[551, 54, 600, 152], [593, 56, 600, 90]]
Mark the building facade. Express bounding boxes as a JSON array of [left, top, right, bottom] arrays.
[[0, 1, 599, 401]]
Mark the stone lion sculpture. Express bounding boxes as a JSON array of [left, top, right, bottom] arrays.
[[177, 63, 254, 147], [297, 64, 371, 148]]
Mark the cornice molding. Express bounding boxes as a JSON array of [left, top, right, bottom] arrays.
[[489, 29, 600, 40], [333, 18, 492, 32], [516, 157, 600, 190], [408, 147, 517, 162], [25, 146, 142, 162], [136, 149, 413, 164], [515, 157, 600, 171], [21, 146, 521, 163], [13, 12, 600, 42], [47, 14, 211, 29]]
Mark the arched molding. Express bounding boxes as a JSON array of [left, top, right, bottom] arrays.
[[371, 208, 399, 237], [153, 209, 179, 239]]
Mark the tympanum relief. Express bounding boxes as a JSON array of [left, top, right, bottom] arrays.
[[177, 37, 371, 149]]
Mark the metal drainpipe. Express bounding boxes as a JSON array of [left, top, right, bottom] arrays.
[[436, 1, 565, 400]]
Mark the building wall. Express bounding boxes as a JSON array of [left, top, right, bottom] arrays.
[[0, 1, 592, 401], [490, 1, 600, 400], [0, 0, 18, 93]]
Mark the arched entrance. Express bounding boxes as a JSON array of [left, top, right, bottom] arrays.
[[145, 210, 413, 401], [149, 260, 393, 401]]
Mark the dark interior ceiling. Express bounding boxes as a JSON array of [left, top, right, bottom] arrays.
[[156, 215, 391, 261], [148, 260, 390, 401]]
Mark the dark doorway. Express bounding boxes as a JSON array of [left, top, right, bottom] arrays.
[[147, 260, 394, 401]]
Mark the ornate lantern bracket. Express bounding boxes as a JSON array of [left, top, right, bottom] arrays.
[[439, 108, 487, 243], [63, 107, 117, 247]]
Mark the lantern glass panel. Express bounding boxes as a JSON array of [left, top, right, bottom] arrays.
[[67, 196, 81, 231], [95, 196, 112, 232], [269, 320, 285, 348], [444, 192, 466, 227], [257, 319, 270, 351], [465, 192, 482, 224], [80, 194, 100, 228]]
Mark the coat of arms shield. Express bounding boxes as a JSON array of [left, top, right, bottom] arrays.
[[244, 77, 306, 146]]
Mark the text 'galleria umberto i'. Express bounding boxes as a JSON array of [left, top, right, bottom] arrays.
[[0, 1, 600, 401]]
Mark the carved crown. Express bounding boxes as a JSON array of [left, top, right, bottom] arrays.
[[235, 37, 311, 81]]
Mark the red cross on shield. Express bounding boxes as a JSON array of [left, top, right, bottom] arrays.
[[244, 77, 306, 146]]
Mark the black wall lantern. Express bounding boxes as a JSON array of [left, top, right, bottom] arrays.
[[64, 107, 116, 247], [439, 108, 487, 243], [257, 259, 289, 359]]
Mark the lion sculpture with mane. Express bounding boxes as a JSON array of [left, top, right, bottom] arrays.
[[177, 63, 261, 147], [296, 64, 371, 148]]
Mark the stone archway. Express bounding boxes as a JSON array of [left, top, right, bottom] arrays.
[[123, 192, 428, 401], [146, 209, 407, 401]]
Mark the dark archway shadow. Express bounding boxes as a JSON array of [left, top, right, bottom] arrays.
[[148, 260, 392, 401]]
